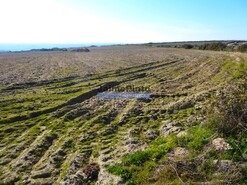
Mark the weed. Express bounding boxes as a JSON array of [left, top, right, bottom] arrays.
[[107, 165, 132, 180], [62, 139, 75, 149]]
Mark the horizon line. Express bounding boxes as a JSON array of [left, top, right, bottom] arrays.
[[1, 40, 247, 52]]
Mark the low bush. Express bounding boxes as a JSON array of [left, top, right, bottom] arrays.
[[107, 165, 132, 180], [211, 69, 247, 161], [177, 126, 213, 150], [199, 42, 227, 51], [123, 150, 153, 166], [182, 44, 194, 49], [238, 44, 247, 52], [107, 135, 177, 184], [213, 81, 247, 136]]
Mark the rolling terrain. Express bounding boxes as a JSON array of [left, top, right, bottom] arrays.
[[0, 46, 247, 184]]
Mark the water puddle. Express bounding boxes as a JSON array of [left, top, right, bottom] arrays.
[[97, 92, 150, 99]]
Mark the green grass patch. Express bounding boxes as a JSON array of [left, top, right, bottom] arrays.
[[107, 165, 132, 181], [177, 125, 214, 151], [213, 60, 247, 81], [107, 134, 177, 184]]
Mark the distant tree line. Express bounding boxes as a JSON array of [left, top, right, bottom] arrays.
[[182, 42, 247, 52], [30, 47, 67, 52], [198, 42, 227, 51], [154, 41, 247, 53], [29, 47, 90, 52], [70, 48, 90, 52]]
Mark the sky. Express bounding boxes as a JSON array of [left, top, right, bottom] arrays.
[[0, 0, 247, 44]]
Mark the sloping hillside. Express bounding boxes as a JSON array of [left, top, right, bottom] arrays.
[[0, 46, 247, 184]]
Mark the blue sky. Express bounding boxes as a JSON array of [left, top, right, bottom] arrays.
[[0, 0, 246, 43]]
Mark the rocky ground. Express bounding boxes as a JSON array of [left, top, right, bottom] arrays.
[[0, 46, 247, 184]]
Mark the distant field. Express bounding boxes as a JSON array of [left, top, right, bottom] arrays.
[[0, 46, 247, 184], [2, 46, 246, 86]]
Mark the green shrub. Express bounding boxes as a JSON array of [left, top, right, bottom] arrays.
[[177, 126, 213, 150], [238, 44, 247, 52], [108, 135, 177, 184], [182, 44, 194, 49], [188, 127, 213, 150], [210, 71, 247, 161], [123, 150, 152, 166], [151, 137, 168, 145], [227, 135, 247, 161], [107, 165, 132, 180], [199, 42, 227, 51], [213, 80, 247, 136]]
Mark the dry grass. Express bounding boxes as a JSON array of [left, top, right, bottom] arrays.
[[0, 46, 242, 86], [0, 46, 247, 184]]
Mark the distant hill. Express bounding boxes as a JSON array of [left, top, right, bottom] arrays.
[[142, 40, 247, 52], [30, 47, 90, 52], [0, 47, 90, 53]]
